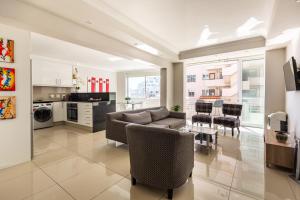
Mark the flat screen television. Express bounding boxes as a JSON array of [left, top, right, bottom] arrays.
[[283, 57, 300, 91]]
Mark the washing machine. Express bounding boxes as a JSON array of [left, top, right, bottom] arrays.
[[33, 102, 54, 130]]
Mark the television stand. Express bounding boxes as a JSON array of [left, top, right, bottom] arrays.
[[264, 129, 295, 169]]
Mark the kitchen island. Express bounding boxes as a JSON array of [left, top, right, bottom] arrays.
[[50, 92, 116, 132]]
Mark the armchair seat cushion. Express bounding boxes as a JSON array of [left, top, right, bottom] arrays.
[[151, 118, 186, 129], [192, 114, 212, 124], [213, 117, 240, 128]]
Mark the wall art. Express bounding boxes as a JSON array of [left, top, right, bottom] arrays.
[[0, 96, 16, 120], [0, 67, 15, 91], [0, 38, 14, 63]]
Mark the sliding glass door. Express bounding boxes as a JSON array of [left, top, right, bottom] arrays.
[[241, 58, 265, 128]]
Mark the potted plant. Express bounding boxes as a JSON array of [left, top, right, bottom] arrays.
[[125, 97, 131, 104], [172, 105, 181, 112]]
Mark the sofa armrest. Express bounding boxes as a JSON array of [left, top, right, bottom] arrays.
[[106, 119, 130, 143], [169, 111, 186, 119]]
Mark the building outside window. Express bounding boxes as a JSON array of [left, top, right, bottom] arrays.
[[127, 75, 160, 99], [184, 56, 264, 128], [187, 75, 196, 82]]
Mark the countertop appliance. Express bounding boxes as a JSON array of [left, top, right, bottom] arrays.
[[268, 112, 288, 132], [67, 103, 78, 122], [33, 102, 54, 130]]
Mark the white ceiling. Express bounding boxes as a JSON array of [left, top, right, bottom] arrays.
[[31, 32, 157, 72], [22, 0, 300, 60], [100, 0, 274, 51]]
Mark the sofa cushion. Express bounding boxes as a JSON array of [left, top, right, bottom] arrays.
[[146, 123, 169, 128], [149, 107, 170, 121], [152, 118, 185, 129], [123, 111, 152, 125]]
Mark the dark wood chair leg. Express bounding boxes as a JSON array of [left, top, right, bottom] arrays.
[[209, 123, 211, 128], [189, 171, 193, 177], [231, 128, 234, 137], [167, 189, 173, 199], [131, 177, 136, 185]]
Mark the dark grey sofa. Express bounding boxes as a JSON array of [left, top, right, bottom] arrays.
[[106, 106, 186, 144], [126, 123, 194, 199]]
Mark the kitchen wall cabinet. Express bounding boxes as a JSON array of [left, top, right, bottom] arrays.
[[53, 102, 66, 122], [32, 58, 73, 87]]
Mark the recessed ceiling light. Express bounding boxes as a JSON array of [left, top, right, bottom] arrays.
[[237, 17, 263, 37], [108, 56, 123, 61], [134, 43, 159, 55], [267, 28, 300, 46], [133, 59, 154, 66], [197, 25, 218, 46]]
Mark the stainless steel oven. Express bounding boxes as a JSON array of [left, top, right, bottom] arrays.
[[67, 103, 78, 122]]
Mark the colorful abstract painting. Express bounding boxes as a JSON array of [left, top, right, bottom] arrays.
[[0, 96, 16, 120], [0, 38, 14, 63], [0, 67, 15, 91]]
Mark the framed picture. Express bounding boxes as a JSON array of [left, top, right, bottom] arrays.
[[209, 73, 215, 80], [0, 38, 14, 63], [0, 96, 16, 120], [0, 67, 15, 91]]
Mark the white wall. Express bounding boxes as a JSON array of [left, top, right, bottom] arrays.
[[286, 34, 300, 138], [0, 23, 31, 169], [76, 65, 116, 93]]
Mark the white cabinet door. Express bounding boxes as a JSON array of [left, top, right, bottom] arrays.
[[32, 58, 73, 87], [78, 103, 93, 127], [63, 102, 67, 121], [58, 65, 73, 87], [32, 59, 57, 86], [53, 102, 65, 122]]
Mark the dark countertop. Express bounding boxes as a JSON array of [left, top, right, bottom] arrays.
[[33, 100, 113, 104]]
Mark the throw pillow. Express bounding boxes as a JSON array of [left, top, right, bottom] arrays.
[[149, 107, 170, 121], [122, 111, 152, 125]]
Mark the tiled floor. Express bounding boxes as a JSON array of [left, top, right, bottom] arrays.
[[0, 125, 299, 200]]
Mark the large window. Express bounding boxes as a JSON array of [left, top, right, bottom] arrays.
[[127, 76, 160, 99]]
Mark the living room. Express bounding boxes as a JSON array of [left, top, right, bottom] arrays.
[[0, 0, 300, 200]]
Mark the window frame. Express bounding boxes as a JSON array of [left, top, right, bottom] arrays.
[[126, 75, 160, 99]]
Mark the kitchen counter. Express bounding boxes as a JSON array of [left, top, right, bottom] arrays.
[[45, 100, 116, 133]]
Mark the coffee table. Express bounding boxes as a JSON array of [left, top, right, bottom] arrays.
[[178, 125, 218, 151]]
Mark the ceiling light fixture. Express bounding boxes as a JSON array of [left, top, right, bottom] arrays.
[[267, 27, 300, 46], [197, 25, 218, 46], [108, 56, 123, 61], [133, 59, 154, 66], [237, 17, 263, 37], [134, 43, 159, 55]]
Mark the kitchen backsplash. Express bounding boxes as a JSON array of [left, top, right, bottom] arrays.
[[33, 86, 72, 101]]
